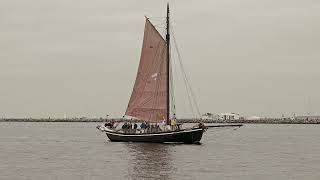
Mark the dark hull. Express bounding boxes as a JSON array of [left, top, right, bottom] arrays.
[[105, 128, 204, 144]]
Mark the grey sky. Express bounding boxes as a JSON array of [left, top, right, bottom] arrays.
[[1, 0, 320, 118]]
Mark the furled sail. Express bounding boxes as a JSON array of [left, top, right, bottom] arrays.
[[125, 19, 167, 122]]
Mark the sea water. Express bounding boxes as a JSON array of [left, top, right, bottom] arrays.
[[1, 122, 320, 180]]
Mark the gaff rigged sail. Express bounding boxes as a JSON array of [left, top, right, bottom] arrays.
[[125, 19, 167, 122]]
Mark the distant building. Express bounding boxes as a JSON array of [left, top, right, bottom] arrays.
[[202, 112, 241, 120], [295, 115, 320, 120], [218, 113, 240, 120], [201, 113, 218, 120]]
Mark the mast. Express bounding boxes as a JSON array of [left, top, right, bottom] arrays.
[[166, 3, 170, 125]]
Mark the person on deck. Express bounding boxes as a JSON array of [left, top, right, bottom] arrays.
[[161, 120, 166, 131], [140, 122, 146, 133], [150, 124, 154, 133], [129, 123, 133, 133], [156, 124, 161, 132], [146, 122, 150, 133], [133, 123, 137, 133], [171, 119, 177, 131], [122, 122, 127, 133], [110, 119, 115, 128]]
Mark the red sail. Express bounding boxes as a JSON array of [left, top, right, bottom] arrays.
[[125, 19, 167, 123]]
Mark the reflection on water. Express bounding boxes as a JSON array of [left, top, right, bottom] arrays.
[[126, 143, 174, 180]]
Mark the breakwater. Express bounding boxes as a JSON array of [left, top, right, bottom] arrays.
[[1, 118, 320, 124]]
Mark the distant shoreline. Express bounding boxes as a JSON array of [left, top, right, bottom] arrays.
[[1, 118, 320, 124]]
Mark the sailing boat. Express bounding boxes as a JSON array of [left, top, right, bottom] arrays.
[[103, 4, 205, 144]]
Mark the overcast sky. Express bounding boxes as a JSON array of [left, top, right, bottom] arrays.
[[1, 0, 320, 118]]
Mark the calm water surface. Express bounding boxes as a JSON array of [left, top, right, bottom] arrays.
[[1, 122, 320, 180]]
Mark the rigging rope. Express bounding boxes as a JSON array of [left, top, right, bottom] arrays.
[[156, 18, 201, 119], [171, 26, 201, 118], [173, 52, 196, 118], [171, 46, 196, 118]]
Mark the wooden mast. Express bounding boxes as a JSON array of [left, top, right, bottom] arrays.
[[166, 3, 170, 125]]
